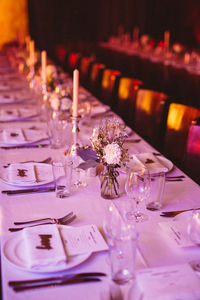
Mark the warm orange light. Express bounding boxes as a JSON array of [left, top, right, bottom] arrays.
[[167, 104, 184, 131], [0, 0, 29, 49]]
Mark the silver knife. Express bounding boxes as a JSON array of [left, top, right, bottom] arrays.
[[12, 278, 101, 292], [2, 187, 55, 195], [9, 272, 106, 286]]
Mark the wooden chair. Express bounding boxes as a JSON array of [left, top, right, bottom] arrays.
[[100, 69, 121, 110], [79, 56, 95, 88], [88, 62, 106, 98], [67, 52, 81, 74], [133, 89, 170, 150], [164, 103, 200, 168], [184, 122, 200, 184], [116, 77, 143, 127]]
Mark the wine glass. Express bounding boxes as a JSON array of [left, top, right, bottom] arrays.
[[125, 168, 150, 222]]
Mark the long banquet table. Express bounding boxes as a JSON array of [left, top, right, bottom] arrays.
[[1, 49, 200, 300]]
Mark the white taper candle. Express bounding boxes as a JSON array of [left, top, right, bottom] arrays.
[[41, 50, 47, 85], [73, 69, 79, 117]]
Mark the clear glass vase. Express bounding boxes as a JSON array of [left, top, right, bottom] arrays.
[[99, 166, 120, 199]]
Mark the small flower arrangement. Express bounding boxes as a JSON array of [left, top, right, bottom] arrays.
[[90, 119, 129, 199]]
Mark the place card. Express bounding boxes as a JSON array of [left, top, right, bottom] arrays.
[[136, 263, 200, 300], [60, 224, 108, 256], [159, 220, 193, 247]]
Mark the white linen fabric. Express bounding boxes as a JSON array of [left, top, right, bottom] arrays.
[[22, 224, 67, 269]]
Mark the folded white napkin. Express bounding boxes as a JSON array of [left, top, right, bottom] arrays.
[[18, 107, 38, 118], [23, 224, 67, 269], [0, 109, 19, 121], [130, 153, 168, 173], [24, 129, 48, 142], [2, 128, 26, 144], [91, 105, 110, 116], [8, 163, 36, 184]]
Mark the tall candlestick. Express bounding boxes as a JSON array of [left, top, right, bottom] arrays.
[[73, 69, 79, 117], [41, 50, 47, 85], [30, 40, 35, 67]]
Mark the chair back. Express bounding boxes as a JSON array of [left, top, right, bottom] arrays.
[[89, 62, 106, 97], [100, 69, 121, 109], [67, 52, 81, 74], [117, 77, 143, 126], [164, 103, 200, 167], [184, 123, 200, 184], [79, 56, 95, 88], [134, 89, 169, 150]]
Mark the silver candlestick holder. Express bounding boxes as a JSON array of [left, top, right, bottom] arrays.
[[69, 115, 81, 157]]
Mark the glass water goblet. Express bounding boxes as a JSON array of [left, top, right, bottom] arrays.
[[188, 210, 200, 272], [125, 168, 150, 222]]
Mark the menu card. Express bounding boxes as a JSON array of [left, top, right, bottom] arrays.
[[60, 224, 108, 256], [136, 264, 200, 300], [159, 220, 193, 247]]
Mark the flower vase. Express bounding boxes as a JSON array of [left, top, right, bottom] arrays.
[[99, 166, 120, 199]]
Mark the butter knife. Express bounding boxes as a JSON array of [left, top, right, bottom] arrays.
[[0, 144, 48, 149], [2, 187, 55, 195]]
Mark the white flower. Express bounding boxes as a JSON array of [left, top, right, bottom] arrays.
[[46, 64, 57, 80], [103, 143, 121, 165], [49, 94, 60, 110], [60, 97, 72, 110]]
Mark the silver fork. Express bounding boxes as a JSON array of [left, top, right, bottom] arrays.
[[14, 211, 74, 226], [3, 157, 52, 168], [9, 214, 76, 232]]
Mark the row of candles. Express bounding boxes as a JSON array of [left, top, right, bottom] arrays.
[[25, 35, 79, 118]]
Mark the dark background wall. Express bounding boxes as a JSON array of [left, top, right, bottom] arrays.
[[28, 0, 200, 56]]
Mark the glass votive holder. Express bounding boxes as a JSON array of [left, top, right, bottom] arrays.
[[52, 160, 73, 198], [188, 210, 200, 246]]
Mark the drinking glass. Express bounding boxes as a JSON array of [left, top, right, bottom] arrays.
[[104, 201, 138, 285], [125, 168, 150, 222], [188, 210, 200, 246], [52, 160, 73, 198]]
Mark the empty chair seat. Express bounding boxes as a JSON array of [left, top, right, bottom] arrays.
[[134, 89, 170, 150], [117, 77, 143, 127], [100, 69, 121, 110], [88, 62, 106, 98], [164, 103, 200, 168]]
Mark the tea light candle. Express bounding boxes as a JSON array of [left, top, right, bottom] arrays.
[[73, 69, 79, 117], [41, 50, 47, 85]]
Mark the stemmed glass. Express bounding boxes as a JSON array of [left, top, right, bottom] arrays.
[[188, 210, 200, 272], [125, 168, 150, 222]]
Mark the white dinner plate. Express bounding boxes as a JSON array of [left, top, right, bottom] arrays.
[[125, 155, 173, 174], [3, 227, 91, 273], [0, 163, 54, 187], [156, 156, 174, 173]]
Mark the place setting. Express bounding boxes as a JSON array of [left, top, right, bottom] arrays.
[[0, 155, 54, 191], [0, 88, 34, 105], [3, 219, 108, 292], [0, 106, 39, 122]]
